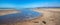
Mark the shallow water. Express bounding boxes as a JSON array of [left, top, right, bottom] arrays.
[[0, 9, 42, 24]]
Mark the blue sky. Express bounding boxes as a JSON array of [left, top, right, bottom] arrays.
[[0, 0, 60, 8]]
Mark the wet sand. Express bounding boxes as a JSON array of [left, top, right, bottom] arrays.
[[0, 8, 60, 25]]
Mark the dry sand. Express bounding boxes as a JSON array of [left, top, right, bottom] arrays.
[[0, 8, 60, 25], [0, 10, 19, 16]]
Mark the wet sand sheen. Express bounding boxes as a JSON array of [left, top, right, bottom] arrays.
[[0, 9, 41, 24]]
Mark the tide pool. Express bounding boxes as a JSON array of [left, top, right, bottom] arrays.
[[0, 9, 42, 24]]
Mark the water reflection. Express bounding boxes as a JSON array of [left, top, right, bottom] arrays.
[[0, 9, 42, 24]]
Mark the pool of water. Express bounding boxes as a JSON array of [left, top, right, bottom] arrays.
[[0, 9, 42, 24]]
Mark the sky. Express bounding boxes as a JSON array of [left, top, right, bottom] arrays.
[[0, 0, 60, 8]]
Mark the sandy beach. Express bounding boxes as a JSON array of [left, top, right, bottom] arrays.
[[0, 8, 60, 25]]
